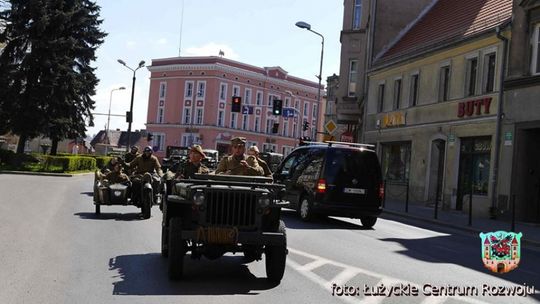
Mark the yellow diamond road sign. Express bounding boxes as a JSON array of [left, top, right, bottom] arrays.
[[325, 120, 337, 134]]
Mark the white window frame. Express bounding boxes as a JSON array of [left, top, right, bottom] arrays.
[[267, 94, 275, 106], [196, 81, 206, 99], [159, 82, 167, 99], [230, 112, 237, 129], [157, 106, 164, 124], [181, 134, 190, 147], [219, 83, 227, 101], [262, 143, 277, 153], [244, 88, 252, 105], [377, 81, 385, 113], [352, 0, 362, 30], [482, 47, 497, 93], [393, 77, 402, 110], [256, 91, 263, 106], [254, 116, 261, 132], [438, 62, 451, 102], [183, 108, 191, 125], [232, 85, 240, 98], [242, 114, 249, 130], [292, 122, 298, 138], [217, 109, 225, 127], [195, 108, 203, 125], [409, 72, 419, 107], [283, 120, 289, 137], [312, 104, 318, 119], [154, 133, 165, 151], [303, 102, 309, 117], [348, 59, 358, 97], [464, 53, 479, 97], [185, 81, 194, 98], [531, 23, 540, 75]]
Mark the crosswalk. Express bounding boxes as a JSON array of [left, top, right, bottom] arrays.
[[287, 247, 492, 304]]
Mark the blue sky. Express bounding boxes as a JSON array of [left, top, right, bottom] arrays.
[[88, 0, 344, 138]]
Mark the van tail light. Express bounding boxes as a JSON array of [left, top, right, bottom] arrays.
[[316, 179, 327, 194], [379, 182, 385, 200]]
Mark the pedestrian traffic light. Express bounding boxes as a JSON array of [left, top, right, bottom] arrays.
[[147, 132, 153, 141], [302, 121, 310, 131], [272, 99, 283, 116], [272, 123, 279, 134], [231, 96, 242, 112]]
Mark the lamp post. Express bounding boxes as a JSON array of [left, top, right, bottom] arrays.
[[296, 21, 324, 140], [105, 86, 126, 155], [118, 59, 145, 152]]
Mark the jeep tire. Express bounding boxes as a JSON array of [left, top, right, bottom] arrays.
[[95, 203, 100, 215], [161, 224, 169, 257], [141, 189, 152, 219], [265, 220, 287, 283], [168, 217, 186, 280]]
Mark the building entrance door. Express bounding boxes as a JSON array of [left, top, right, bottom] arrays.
[[456, 137, 492, 211], [513, 127, 540, 223], [428, 139, 446, 205]]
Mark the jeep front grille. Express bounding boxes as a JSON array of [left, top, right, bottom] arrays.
[[205, 190, 257, 228]]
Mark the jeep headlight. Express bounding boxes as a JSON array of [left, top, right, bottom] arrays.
[[114, 191, 122, 197], [258, 194, 271, 208], [193, 191, 205, 206]]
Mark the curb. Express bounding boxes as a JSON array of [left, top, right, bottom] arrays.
[[382, 209, 540, 250], [0, 170, 94, 177]]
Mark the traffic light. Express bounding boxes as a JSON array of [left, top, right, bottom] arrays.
[[302, 121, 310, 131], [147, 132, 153, 141], [231, 96, 242, 112], [272, 122, 279, 134], [272, 99, 283, 116], [126, 111, 132, 123]]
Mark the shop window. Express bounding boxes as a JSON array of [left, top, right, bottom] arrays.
[[381, 142, 411, 182], [459, 137, 492, 195]]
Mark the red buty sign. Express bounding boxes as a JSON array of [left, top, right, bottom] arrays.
[[457, 97, 492, 118]]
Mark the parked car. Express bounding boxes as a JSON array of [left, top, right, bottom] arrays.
[[273, 141, 383, 228], [202, 149, 219, 170], [162, 146, 189, 173], [259, 152, 283, 173]]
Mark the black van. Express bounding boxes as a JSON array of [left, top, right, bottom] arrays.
[[273, 142, 383, 228]]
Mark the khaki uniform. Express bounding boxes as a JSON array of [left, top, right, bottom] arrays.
[[256, 157, 273, 178], [215, 154, 264, 176], [100, 161, 116, 174], [175, 161, 210, 179], [124, 152, 140, 163], [128, 155, 163, 176], [103, 170, 130, 184]]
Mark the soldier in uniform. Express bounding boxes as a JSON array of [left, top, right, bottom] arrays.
[[98, 162, 130, 186], [125, 146, 163, 202], [215, 137, 264, 176], [175, 144, 210, 179], [247, 145, 272, 178], [124, 146, 140, 174], [100, 157, 119, 174]]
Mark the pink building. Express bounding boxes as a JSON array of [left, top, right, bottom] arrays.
[[146, 56, 323, 159]]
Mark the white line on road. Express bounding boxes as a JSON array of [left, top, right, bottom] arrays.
[[297, 259, 328, 271], [330, 268, 360, 286]]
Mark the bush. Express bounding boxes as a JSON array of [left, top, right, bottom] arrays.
[[43, 155, 96, 172], [0, 149, 16, 165], [94, 156, 112, 169]]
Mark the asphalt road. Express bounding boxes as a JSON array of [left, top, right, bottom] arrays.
[[0, 174, 539, 304]]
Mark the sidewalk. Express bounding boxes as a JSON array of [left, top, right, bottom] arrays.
[[382, 199, 540, 249]]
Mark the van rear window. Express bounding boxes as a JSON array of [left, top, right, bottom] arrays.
[[324, 149, 381, 184]]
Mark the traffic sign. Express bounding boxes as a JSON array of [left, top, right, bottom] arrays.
[[325, 120, 337, 134], [282, 108, 296, 117]]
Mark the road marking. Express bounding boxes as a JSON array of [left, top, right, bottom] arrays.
[[287, 247, 492, 304]]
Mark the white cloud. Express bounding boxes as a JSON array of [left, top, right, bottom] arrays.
[[156, 38, 168, 45], [183, 42, 239, 60]]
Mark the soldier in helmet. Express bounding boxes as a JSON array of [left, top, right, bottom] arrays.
[[175, 144, 210, 179], [125, 146, 163, 203], [215, 137, 264, 176]]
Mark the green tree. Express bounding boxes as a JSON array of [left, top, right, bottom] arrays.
[[0, 0, 106, 154]]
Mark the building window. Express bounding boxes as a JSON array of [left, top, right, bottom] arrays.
[[233, 85, 240, 98], [256, 91, 263, 105], [459, 137, 492, 196], [483, 53, 496, 93], [183, 108, 191, 124], [532, 24, 540, 75], [217, 110, 224, 127], [219, 83, 227, 100], [292, 122, 297, 138], [181, 134, 190, 147], [154, 134, 165, 151], [255, 116, 260, 132], [295, 100, 299, 110], [263, 143, 277, 153], [266, 119, 274, 134], [185, 81, 193, 98], [197, 81, 206, 98], [312, 104, 318, 119], [285, 97, 290, 107], [439, 65, 450, 102], [381, 142, 411, 182], [393, 78, 402, 110], [283, 120, 289, 137], [465, 57, 478, 97], [245, 88, 252, 105], [242, 115, 248, 130], [157, 107, 164, 123], [348, 60, 358, 97], [268, 94, 274, 106], [196, 108, 203, 125], [159, 82, 167, 98], [353, 0, 362, 30], [377, 83, 385, 113], [410, 74, 419, 107], [303, 102, 309, 117], [230, 113, 237, 129]]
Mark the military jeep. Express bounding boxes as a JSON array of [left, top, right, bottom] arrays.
[[162, 174, 288, 282]]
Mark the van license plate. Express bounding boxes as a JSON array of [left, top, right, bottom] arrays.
[[344, 188, 365, 194]]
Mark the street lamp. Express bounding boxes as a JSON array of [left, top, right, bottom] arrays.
[[105, 86, 126, 155], [118, 59, 145, 152], [295, 21, 324, 140]]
